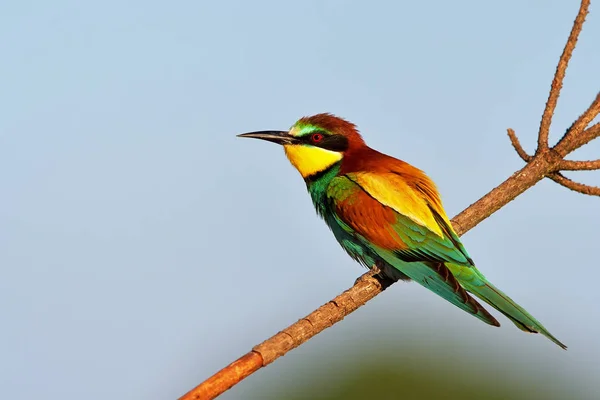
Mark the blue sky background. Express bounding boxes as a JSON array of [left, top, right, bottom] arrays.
[[1, 1, 599, 399]]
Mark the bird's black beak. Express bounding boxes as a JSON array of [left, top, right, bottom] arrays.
[[237, 130, 296, 146]]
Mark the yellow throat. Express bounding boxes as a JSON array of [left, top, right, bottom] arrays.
[[283, 144, 342, 178]]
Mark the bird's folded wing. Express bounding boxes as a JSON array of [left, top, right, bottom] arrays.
[[326, 174, 499, 326], [332, 171, 472, 267]]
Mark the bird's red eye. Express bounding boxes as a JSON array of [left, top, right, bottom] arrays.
[[311, 133, 324, 143]]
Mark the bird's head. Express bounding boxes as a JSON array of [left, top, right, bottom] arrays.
[[238, 113, 365, 178]]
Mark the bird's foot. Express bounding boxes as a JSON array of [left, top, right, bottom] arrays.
[[368, 264, 382, 276], [354, 264, 385, 285]]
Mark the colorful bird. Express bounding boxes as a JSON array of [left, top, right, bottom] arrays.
[[238, 113, 566, 349]]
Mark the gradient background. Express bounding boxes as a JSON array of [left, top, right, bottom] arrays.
[[1, 1, 599, 399]]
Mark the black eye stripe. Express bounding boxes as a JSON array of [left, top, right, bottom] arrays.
[[320, 135, 349, 151], [301, 131, 349, 152]]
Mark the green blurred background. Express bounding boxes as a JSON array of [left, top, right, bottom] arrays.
[[245, 319, 590, 400]]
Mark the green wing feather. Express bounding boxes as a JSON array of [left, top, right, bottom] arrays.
[[390, 212, 471, 265]]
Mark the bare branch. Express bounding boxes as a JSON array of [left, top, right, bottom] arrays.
[[507, 128, 532, 162], [181, 2, 599, 399], [537, 0, 590, 151], [186, 352, 263, 400], [559, 159, 600, 170], [549, 172, 600, 196]]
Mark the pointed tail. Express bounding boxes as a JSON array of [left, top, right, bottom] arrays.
[[448, 263, 567, 349]]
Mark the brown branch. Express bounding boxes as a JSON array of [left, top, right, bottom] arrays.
[[507, 128, 532, 162], [537, 0, 590, 151], [549, 172, 600, 196], [191, 352, 263, 399], [179, 2, 599, 399], [559, 159, 600, 170]]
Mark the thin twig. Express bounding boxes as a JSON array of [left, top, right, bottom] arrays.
[[571, 92, 600, 132], [537, 0, 590, 151], [587, 122, 600, 138], [556, 120, 600, 157], [559, 159, 600, 170], [507, 128, 532, 161], [549, 172, 600, 196], [556, 92, 600, 155]]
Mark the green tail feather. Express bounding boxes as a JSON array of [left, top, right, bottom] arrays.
[[447, 263, 567, 349]]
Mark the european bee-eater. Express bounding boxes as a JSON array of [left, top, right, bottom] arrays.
[[238, 113, 566, 349]]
